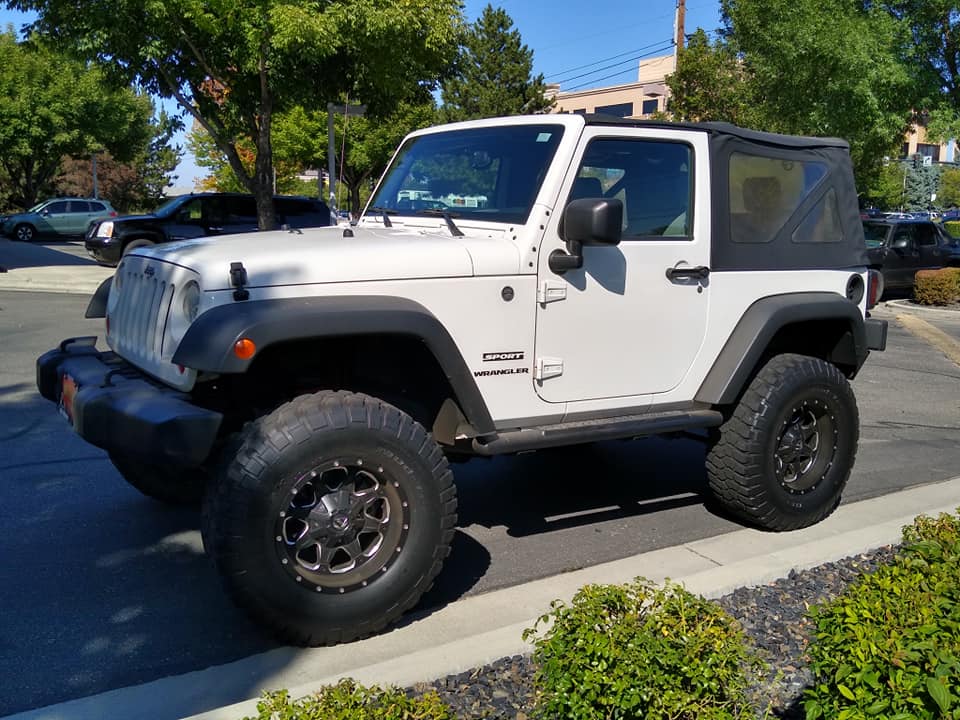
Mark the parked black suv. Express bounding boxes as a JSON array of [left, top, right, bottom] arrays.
[[863, 218, 951, 294], [85, 193, 332, 266]]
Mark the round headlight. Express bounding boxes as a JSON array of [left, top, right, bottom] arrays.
[[182, 281, 200, 322]]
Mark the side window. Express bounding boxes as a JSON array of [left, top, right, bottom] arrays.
[[792, 188, 843, 244], [225, 197, 256, 224], [729, 153, 828, 243], [178, 198, 203, 222], [915, 224, 937, 246], [892, 226, 915, 247], [71, 201, 91, 213], [570, 138, 692, 239], [89, 202, 106, 213], [45, 201, 69, 214]]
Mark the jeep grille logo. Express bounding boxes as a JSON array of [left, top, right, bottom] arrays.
[[143, 266, 155, 277]]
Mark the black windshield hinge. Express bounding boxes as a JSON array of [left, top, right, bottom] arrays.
[[229, 261, 250, 301]]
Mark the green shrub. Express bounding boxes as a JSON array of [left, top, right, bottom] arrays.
[[804, 511, 960, 720], [523, 578, 764, 720], [944, 221, 960, 238], [243, 680, 453, 720], [914, 267, 960, 305]]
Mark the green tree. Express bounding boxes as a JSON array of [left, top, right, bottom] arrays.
[[665, 28, 753, 125], [904, 156, 941, 211], [860, 161, 908, 210], [10, 0, 464, 229], [440, 4, 553, 122], [0, 30, 155, 208], [56, 110, 182, 212], [938, 165, 960, 208], [722, 0, 916, 179]]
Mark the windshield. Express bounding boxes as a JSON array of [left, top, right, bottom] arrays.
[[862, 221, 890, 248], [153, 195, 191, 217], [27, 201, 46, 212], [368, 124, 565, 225]]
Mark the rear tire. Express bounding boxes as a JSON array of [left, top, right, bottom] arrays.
[[203, 390, 457, 646], [705, 354, 858, 531], [109, 453, 207, 506]]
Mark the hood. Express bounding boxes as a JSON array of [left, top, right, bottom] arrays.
[[111, 213, 159, 224], [129, 224, 510, 289]]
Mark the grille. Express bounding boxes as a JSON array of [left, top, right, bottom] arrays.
[[109, 264, 175, 368]]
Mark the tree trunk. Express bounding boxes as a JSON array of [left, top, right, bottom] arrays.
[[254, 41, 276, 231], [349, 182, 362, 220]]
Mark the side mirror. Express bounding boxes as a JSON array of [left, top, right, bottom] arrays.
[[40, 209, 50, 216], [549, 198, 623, 274], [891, 234, 912, 250]]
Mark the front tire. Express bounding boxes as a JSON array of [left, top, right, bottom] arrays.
[[109, 453, 207, 505], [705, 354, 858, 531], [203, 390, 457, 646], [14, 223, 36, 242]]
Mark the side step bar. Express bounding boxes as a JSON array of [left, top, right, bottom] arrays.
[[470, 409, 724, 456]]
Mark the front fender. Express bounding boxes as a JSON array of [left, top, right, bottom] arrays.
[[172, 295, 495, 434]]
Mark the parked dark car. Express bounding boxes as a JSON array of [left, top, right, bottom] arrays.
[[863, 219, 952, 294], [85, 193, 332, 266]]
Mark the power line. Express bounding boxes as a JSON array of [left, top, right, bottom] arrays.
[[546, 38, 675, 82], [563, 42, 676, 92]]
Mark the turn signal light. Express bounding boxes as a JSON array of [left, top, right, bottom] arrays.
[[866, 270, 883, 310], [233, 338, 257, 360]]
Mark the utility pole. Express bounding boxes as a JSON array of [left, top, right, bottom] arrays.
[[674, 0, 686, 51]]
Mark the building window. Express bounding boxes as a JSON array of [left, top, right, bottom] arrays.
[[917, 143, 941, 162], [595, 102, 633, 118], [641, 98, 659, 115]]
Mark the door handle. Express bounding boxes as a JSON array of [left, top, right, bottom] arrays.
[[666, 265, 710, 281]]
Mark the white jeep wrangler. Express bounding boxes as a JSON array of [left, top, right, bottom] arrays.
[[38, 114, 887, 645]]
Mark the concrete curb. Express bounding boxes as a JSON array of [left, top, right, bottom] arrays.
[[884, 298, 960, 315], [7, 476, 960, 720], [0, 266, 112, 295]]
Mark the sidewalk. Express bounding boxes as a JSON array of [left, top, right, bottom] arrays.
[[0, 239, 112, 295], [7, 476, 960, 720]]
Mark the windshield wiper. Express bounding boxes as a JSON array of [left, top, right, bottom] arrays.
[[419, 209, 464, 237], [368, 206, 397, 227]]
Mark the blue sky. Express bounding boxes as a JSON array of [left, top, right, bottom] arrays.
[[0, 1, 722, 186]]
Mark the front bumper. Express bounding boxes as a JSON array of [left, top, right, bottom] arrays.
[[84, 236, 122, 266], [36, 337, 222, 466]]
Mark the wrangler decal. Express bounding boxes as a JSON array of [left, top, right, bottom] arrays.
[[474, 367, 530, 377]]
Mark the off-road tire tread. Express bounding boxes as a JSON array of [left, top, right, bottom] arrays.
[[705, 353, 858, 531], [203, 390, 456, 646]]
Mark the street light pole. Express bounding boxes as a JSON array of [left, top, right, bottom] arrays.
[[92, 152, 99, 199]]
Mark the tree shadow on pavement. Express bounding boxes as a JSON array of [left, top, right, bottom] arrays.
[[0, 238, 99, 269]]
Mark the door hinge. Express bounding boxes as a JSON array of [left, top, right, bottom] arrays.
[[537, 281, 567, 304], [534, 357, 564, 380]]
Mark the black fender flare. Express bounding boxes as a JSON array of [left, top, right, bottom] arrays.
[[85, 276, 112, 318], [695, 292, 866, 406], [172, 295, 495, 434]]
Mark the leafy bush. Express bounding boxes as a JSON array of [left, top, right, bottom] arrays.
[[914, 267, 960, 305], [804, 511, 960, 719], [244, 680, 453, 720], [523, 578, 764, 720], [943, 221, 960, 238]]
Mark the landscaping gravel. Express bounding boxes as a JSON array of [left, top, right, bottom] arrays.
[[409, 545, 900, 719]]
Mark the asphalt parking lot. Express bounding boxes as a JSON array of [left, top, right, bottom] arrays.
[[1, 239, 959, 718]]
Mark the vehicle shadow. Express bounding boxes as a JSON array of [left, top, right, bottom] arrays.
[[0, 238, 99, 269]]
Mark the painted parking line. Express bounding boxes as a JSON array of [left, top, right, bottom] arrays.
[[896, 313, 960, 368]]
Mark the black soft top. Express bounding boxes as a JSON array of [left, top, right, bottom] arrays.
[[584, 115, 850, 150], [584, 114, 867, 271]]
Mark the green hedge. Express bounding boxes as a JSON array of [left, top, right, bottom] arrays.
[[523, 578, 764, 720], [944, 221, 960, 238], [243, 680, 453, 720], [804, 511, 960, 719]]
